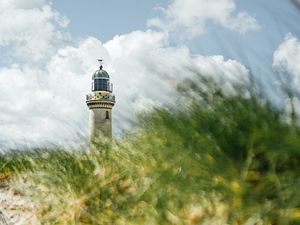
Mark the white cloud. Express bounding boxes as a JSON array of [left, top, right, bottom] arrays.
[[0, 2, 250, 151], [273, 34, 300, 94], [148, 0, 259, 37], [273, 34, 300, 122], [194, 55, 250, 94], [0, 0, 70, 62], [0, 0, 46, 10]]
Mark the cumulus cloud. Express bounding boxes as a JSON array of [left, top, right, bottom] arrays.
[[273, 34, 300, 121], [0, 0, 70, 62], [273, 34, 300, 95], [148, 0, 259, 37], [0, 1, 250, 151], [0, 0, 47, 9]]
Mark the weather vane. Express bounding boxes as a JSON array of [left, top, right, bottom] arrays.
[[98, 59, 103, 70]]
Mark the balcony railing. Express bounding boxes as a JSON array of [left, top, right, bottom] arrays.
[[86, 93, 115, 102]]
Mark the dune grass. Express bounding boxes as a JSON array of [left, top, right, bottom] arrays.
[[1, 78, 300, 225]]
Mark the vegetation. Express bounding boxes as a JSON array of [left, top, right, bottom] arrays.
[[1, 76, 300, 224]]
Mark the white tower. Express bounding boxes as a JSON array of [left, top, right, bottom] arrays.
[[86, 60, 115, 141]]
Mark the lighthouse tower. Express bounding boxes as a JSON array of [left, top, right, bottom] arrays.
[[86, 60, 115, 141]]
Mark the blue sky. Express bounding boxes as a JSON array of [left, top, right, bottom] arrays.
[[52, 0, 170, 42], [0, 0, 300, 150]]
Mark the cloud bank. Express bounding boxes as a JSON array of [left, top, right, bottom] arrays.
[[0, 0, 254, 150]]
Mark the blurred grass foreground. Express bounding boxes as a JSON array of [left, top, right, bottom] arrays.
[[1, 72, 300, 225]]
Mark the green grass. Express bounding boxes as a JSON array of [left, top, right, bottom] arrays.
[[1, 78, 300, 224]]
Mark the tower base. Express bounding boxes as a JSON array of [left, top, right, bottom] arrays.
[[89, 108, 112, 142]]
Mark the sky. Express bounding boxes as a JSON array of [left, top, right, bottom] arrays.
[[0, 0, 300, 151]]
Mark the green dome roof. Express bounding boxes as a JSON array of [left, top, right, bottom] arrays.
[[92, 69, 110, 79]]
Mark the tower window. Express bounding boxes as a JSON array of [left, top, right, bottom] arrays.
[[93, 79, 110, 91], [106, 111, 110, 119]]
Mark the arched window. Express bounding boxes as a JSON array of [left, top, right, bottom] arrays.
[[106, 111, 110, 119]]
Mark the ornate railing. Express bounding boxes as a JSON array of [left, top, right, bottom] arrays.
[[86, 93, 115, 102]]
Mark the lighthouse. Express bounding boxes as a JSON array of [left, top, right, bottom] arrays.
[[86, 60, 115, 141]]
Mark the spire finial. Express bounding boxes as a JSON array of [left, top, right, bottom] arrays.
[[98, 59, 103, 70]]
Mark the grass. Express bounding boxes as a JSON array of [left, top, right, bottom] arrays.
[[1, 77, 300, 224]]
